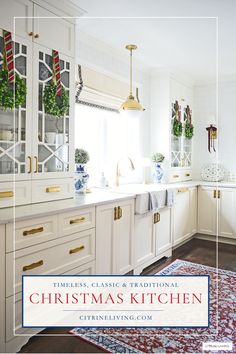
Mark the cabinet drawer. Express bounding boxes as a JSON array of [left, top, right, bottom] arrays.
[[6, 293, 40, 342], [182, 170, 192, 181], [31, 178, 73, 203], [62, 261, 96, 275], [6, 229, 95, 297], [169, 171, 182, 183], [6, 215, 58, 252], [6, 261, 96, 342], [58, 207, 95, 236], [169, 170, 192, 183], [0, 181, 31, 208]]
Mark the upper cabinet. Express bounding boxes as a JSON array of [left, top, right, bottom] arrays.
[[0, 0, 76, 207], [1, 0, 33, 39], [32, 4, 75, 57], [150, 74, 193, 183], [0, 31, 32, 182]]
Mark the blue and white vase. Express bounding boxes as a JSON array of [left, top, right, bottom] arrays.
[[153, 163, 164, 183], [75, 163, 89, 193]]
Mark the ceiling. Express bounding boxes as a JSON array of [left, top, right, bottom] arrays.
[[74, 0, 236, 85]]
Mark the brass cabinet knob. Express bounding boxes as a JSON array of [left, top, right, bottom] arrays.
[[28, 31, 33, 36], [34, 33, 39, 38]]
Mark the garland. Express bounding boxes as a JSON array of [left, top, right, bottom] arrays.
[[43, 83, 69, 117], [43, 49, 69, 118], [184, 105, 194, 139], [172, 100, 182, 137], [0, 70, 27, 110]]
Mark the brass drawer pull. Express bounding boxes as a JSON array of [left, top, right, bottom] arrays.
[[23, 226, 44, 236], [178, 188, 188, 193], [118, 206, 122, 219], [70, 217, 85, 224], [34, 156, 38, 173], [173, 175, 179, 178], [185, 173, 190, 177], [69, 245, 85, 254], [114, 207, 118, 221], [28, 31, 33, 36], [28, 156, 32, 173], [46, 186, 61, 193], [23, 260, 43, 271], [154, 212, 160, 224], [0, 191, 14, 198], [213, 190, 216, 198]]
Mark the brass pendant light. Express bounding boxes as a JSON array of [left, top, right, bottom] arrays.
[[120, 44, 145, 112]]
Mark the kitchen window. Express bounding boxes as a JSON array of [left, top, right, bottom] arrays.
[[74, 103, 140, 186]]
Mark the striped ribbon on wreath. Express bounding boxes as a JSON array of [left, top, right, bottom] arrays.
[[52, 49, 62, 96], [3, 30, 14, 82]]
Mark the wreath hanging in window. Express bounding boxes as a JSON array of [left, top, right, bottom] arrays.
[[0, 30, 27, 110], [172, 100, 182, 137], [184, 105, 194, 139], [43, 49, 69, 118]]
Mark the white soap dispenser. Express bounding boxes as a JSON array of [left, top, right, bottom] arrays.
[[100, 172, 107, 188]]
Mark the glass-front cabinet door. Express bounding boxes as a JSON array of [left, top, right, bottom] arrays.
[[0, 31, 32, 181], [32, 44, 74, 179]]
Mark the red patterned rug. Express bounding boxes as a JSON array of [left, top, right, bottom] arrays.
[[70, 260, 236, 353]]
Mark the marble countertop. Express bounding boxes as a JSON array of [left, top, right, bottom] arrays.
[[1, 180, 236, 224], [0, 189, 136, 224]]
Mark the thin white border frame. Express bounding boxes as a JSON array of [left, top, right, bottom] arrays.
[[10, 14, 220, 340]]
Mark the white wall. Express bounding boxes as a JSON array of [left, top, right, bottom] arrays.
[[76, 30, 151, 183], [193, 81, 236, 179]]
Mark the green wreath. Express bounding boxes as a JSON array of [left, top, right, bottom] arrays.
[[0, 70, 27, 109], [43, 83, 69, 118], [185, 119, 194, 139], [173, 117, 183, 137]]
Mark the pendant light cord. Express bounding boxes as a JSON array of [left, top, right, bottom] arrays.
[[130, 48, 133, 97]]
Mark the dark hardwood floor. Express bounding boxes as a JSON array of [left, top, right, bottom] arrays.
[[19, 237, 236, 353]]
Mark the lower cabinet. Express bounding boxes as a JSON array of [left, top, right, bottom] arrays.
[[96, 199, 134, 274], [173, 187, 197, 247], [198, 186, 236, 239], [134, 207, 172, 274], [134, 212, 155, 267], [154, 208, 172, 256]]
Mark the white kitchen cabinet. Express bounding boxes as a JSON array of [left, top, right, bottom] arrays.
[[198, 187, 217, 235], [154, 208, 172, 255], [1, 0, 33, 39], [0, 4, 75, 207], [173, 187, 197, 247], [150, 74, 193, 182], [96, 199, 134, 275], [218, 188, 236, 239], [189, 187, 197, 234], [33, 4, 75, 57], [198, 187, 236, 239], [134, 212, 155, 268]]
